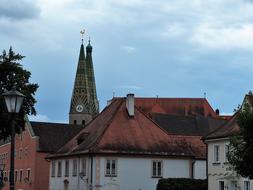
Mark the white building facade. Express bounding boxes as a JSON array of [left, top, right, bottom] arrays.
[[49, 156, 206, 190], [206, 138, 252, 190], [204, 110, 253, 190]]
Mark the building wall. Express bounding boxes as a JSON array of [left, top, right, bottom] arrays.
[[97, 156, 190, 190], [34, 152, 50, 190], [0, 125, 49, 190], [207, 139, 253, 190], [49, 157, 87, 190], [50, 156, 206, 190], [194, 160, 206, 179]]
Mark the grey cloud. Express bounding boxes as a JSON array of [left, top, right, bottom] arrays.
[[0, 0, 40, 20]]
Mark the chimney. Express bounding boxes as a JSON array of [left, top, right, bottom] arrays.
[[215, 109, 220, 115], [126, 93, 135, 117], [107, 99, 112, 106]]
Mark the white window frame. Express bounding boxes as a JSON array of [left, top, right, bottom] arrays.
[[81, 158, 86, 176], [219, 180, 225, 190], [57, 161, 62, 177], [224, 143, 229, 162], [51, 161, 56, 177], [244, 181, 250, 190], [105, 158, 117, 177], [213, 144, 220, 163], [231, 181, 237, 190], [14, 170, 18, 182], [73, 159, 77, 177], [65, 160, 69, 177], [26, 168, 31, 182], [19, 169, 23, 183], [152, 160, 163, 178]]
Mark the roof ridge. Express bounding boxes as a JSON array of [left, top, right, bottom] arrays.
[[202, 98, 216, 114], [135, 105, 173, 136], [89, 99, 124, 151]]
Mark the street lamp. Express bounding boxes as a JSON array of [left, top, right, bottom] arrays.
[[2, 88, 25, 190]]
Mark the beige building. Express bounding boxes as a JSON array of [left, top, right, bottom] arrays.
[[204, 97, 253, 190]]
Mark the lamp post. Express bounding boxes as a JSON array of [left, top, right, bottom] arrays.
[[2, 88, 25, 190]]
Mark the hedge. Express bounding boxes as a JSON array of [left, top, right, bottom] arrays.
[[156, 178, 207, 190]]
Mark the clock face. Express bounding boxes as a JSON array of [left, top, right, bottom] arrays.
[[76, 105, 84, 112]]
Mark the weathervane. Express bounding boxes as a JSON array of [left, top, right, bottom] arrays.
[[80, 29, 85, 44]]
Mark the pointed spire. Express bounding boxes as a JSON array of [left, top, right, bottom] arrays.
[[69, 34, 99, 125], [85, 39, 99, 115], [78, 43, 85, 62], [86, 37, 92, 53]]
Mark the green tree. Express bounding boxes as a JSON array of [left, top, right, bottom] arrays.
[[229, 94, 253, 179], [0, 47, 38, 140]]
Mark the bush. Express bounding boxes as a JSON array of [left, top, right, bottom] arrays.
[[156, 178, 207, 190]]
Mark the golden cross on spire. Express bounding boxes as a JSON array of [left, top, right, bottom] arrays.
[[80, 29, 85, 44]]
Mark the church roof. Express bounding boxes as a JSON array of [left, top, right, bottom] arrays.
[[134, 97, 217, 117], [151, 113, 227, 136], [50, 98, 206, 159], [30, 122, 83, 153]]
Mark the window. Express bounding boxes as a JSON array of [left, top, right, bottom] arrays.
[[81, 158, 86, 176], [3, 171, 6, 179], [27, 169, 31, 182], [231, 181, 237, 190], [19, 170, 23, 183], [15, 170, 18, 182], [219, 181, 225, 190], [57, 161, 62, 177], [152, 160, 163, 177], [214, 145, 220, 162], [73, 159, 77, 176], [74, 120, 77, 124], [105, 159, 117, 177], [65, 160, 69, 177], [19, 148, 23, 159], [225, 144, 229, 162], [82, 120, 85, 125], [51, 161, 56, 177], [244, 181, 250, 190], [24, 147, 28, 156]]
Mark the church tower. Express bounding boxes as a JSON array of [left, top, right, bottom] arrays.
[[69, 37, 99, 125]]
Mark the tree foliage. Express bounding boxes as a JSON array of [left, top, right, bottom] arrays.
[[229, 94, 253, 179], [0, 47, 38, 140]]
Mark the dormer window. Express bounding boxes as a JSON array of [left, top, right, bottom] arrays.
[[77, 132, 89, 145]]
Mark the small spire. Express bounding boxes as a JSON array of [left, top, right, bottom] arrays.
[[80, 29, 85, 44], [86, 37, 92, 52]]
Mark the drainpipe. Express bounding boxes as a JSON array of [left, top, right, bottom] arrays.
[[205, 142, 208, 189], [77, 156, 80, 190], [90, 156, 93, 190], [191, 159, 196, 179]]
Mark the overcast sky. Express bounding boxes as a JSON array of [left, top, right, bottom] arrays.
[[1, 0, 253, 123]]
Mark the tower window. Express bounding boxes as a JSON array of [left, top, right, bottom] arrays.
[[82, 120, 85, 125], [74, 120, 77, 124]]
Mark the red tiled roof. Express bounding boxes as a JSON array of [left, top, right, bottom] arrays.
[[203, 113, 240, 140], [30, 122, 83, 152], [51, 98, 206, 159], [134, 98, 217, 117]]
